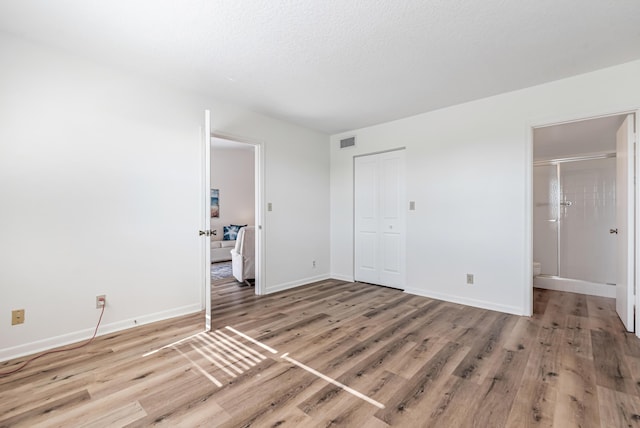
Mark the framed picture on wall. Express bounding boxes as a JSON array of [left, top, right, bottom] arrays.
[[211, 188, 219, 218]]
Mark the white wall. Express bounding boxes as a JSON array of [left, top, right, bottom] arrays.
[[330, 59, 640, 315], [0, 33, 330, 361], [210, 147, 255, 239]]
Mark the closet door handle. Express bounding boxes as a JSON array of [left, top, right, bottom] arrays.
[[610, 228, 618, 234]]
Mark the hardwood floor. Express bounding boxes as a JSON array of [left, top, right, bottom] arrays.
[[2, 279, 640, 427]]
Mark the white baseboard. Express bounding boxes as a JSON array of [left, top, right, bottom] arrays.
[[533, 276, 616, 298], [265, 274, 331, 294], [330, 273, 354, 282], [403, 287, 525, 316], [0, 303, 202, 363]]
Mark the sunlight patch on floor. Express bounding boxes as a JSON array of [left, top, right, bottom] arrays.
[[142, 325, 386, 407]]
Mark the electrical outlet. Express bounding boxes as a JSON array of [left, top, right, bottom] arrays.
[[12, 309, 25, 325], [312, 260, 316, 268], [466, 274, 474, 285], [96, 295, 106, 308]]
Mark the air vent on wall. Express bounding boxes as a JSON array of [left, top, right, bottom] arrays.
[[339, 136, 356, 149]]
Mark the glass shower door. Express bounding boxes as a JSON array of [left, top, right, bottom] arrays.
[[533, 165, 559, 276], [558, 158, 616, 284]]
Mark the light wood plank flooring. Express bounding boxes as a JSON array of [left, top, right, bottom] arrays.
[[2, 279, 640, 427]]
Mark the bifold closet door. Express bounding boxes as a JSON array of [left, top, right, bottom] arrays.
[[354, 150, 406, 289]]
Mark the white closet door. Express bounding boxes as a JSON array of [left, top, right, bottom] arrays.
[[355, 150, 406, 289], [354, 155, 379, 284]]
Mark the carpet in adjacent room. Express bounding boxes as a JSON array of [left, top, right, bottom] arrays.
[[211, 261, 232, 279]]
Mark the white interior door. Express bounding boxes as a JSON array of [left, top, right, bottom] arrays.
[[616, 113, 635, 332], [355, 150, 406, 289], [355, 156, 379, 284], [203, 110, 212, 331]]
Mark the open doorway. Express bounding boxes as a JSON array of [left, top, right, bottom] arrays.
[[210, 136, 263, 296], [531, 113, 636, 331]]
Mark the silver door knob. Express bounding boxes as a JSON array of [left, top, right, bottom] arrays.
[[199, 230, 208, 236], [610, 228, 618, 234]]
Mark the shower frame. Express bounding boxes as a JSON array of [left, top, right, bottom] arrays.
[[533, 152, 616, 282]]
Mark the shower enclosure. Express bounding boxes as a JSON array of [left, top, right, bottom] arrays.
[[533, 154, 616, 297]]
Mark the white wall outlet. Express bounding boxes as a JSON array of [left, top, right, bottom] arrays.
[[312, 260, 316, 268], [466, 274, 474, 285], [12, 309, 25, 325]]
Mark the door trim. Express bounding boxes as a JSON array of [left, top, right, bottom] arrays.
[[353, 146, 407, 159], [203, 110, 212, 331]]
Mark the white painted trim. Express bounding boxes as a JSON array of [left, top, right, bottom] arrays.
[[0, 304, 202, 363], [256, 142, 266, 296], [330, 274, 355, 282], [203, 110, 212, 332], [529, 108, 640, 130], [404, 287, 524, 316], [534, 276, 616, 298], [352, 146, 407, 159], [524, 123, 534, 317], [265, 274, 331, 294], [636, 110, 640, 338]]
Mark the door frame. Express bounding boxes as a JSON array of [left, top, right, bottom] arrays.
[[203, 110, 212, 331], [210, 131, 266, 296], [525, 108, 639, 335]]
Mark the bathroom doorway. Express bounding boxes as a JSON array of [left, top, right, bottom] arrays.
[[532, 113, 636, 331]]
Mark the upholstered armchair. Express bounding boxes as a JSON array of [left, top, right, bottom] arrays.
[[231, 226, 255, 284]]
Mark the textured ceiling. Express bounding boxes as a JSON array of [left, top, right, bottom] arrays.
[[1, 1, 640, 134]]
